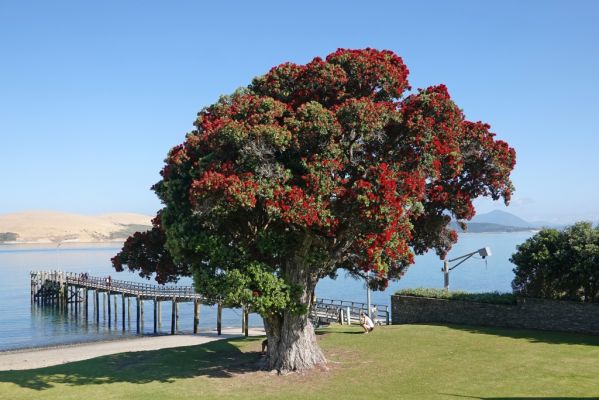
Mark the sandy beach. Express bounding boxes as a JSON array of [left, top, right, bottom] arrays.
[[0, 328, 265, 371]]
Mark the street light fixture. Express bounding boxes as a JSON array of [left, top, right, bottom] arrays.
[[442, 247, 491, 290]]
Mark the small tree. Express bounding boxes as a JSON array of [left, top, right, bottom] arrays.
[[113, 48, 516, 372], [511, 222, 599, 302]]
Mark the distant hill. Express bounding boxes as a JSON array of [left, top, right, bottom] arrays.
[[451, 221, 535, 233], [470, 210, 533, 228], [0, 211, 152, 244], [449, 210, 541, 233]]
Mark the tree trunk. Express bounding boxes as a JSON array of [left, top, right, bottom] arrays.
[[261, 236, 327, 373], [263, 310, 326, 373]]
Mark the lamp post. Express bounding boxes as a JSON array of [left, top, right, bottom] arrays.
[[443, 247, 491, 290], [366, 271, 371, 320]]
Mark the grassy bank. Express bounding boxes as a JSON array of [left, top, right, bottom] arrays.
[[1, 324, 598, 399]]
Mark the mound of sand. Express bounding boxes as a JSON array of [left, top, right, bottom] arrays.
[[0, 211, 152, 243]]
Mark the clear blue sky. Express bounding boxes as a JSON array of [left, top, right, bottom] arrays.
[[1, 1, 598, 223]]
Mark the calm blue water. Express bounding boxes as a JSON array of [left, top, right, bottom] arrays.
[[0, 232, 533, 351]]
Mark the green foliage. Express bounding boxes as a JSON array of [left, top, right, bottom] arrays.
[[395, 288, 516, 305], [0, 232, 18, 242], [193, 262, 303, 315], [511, 222, 599, 303]]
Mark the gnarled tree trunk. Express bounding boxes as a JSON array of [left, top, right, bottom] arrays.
[[262, 241, 327, 373], [263, 309, 326, 373]]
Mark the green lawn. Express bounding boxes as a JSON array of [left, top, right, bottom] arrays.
[[1, 324, 598, 399]]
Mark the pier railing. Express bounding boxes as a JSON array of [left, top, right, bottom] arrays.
[[313, 298, 390, 325], [64, 273, 202, 300]]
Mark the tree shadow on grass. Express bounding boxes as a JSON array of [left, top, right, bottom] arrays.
[[444, 394, 599, 399], [439, 324, 599, 347], [0, 337, 264, 391]]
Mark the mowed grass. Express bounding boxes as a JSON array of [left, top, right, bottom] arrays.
[[1, 324, 598, 400]]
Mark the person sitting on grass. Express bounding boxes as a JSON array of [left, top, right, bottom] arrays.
[[360, 311, 375, 334]]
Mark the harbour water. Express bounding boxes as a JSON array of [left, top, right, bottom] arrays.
[[0, 231, 533, 351]]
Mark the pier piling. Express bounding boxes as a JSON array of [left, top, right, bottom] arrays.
[[153, 298, 158, 334], [107, 291, 111, 328], [217, 303, 222, 335], [121, 294, 126, 331], [171, 297, 176, 335], [28, 271, 278, 338], [193, 299, 199, 334]]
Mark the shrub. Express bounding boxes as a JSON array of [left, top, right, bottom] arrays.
[[511, 222, 599, 303], [395, 288, 516, 305], [0, 232, 18, 242]]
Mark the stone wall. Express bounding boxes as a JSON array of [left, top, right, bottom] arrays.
[[391, 295, 599, 335]]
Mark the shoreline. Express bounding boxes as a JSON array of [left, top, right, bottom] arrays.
[[0, 240, 126, 246], [0, 328, 265, 371]]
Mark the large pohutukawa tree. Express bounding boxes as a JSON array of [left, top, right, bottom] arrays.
[[112, 48, 516, 372]]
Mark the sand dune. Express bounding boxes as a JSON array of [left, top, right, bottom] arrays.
[[0, 211, 152, 243]]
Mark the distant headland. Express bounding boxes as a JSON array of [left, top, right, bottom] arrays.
[[0, 211, 152, 244]]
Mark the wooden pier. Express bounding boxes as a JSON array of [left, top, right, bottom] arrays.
[[30, 271, 250, 336], [31, 271, 390, 337]]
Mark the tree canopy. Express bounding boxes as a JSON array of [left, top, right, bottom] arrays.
[[511, 222, 599, 303], [113, 48, 516, 371]]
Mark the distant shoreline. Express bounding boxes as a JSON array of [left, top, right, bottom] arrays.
[[0, 239, 129, 246], [0, 230, 538, 248]]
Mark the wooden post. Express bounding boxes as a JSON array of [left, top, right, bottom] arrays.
[[128, 297, 131, 328], [58, 273, 62, 307], [65, 281, 70, 311], [108, 291, 112, 328], [136, 296, 140, 334], [153, 298, 158, 334], [171, 297, 176, 335], [122, 294, 126, 330], [193, 299, 199, 334], [51, 271, 56, 305], [95, 290, 100, 324], [217, 303, 222, 335], [83, 288, 88, 320], [64, 274, 69, 309], [103, 291, 107, 321], [140, 298, 144, 331], [157, 300, 162, 329], [114, 294, 118, 324], [176, 302, 180, 332], [74, 288, 78, 317]]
